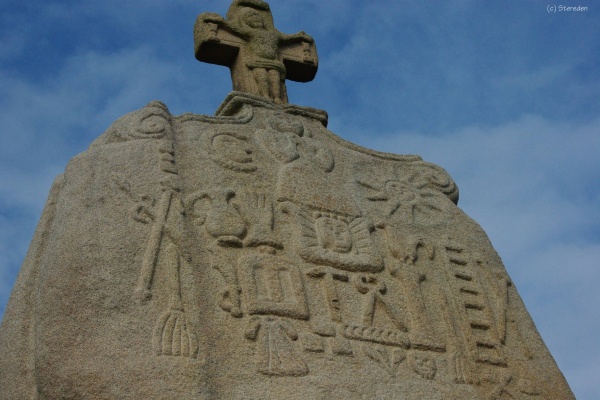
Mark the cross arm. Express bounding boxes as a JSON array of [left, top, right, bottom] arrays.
[[194, 12, 245, 68], [193, 12, 318, 83], [279, 33, 318, 83]]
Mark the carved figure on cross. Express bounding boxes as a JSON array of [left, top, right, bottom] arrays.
[[194, 0, 318, 104]]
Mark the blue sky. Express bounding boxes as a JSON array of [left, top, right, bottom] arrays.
[[1, 0, 598, 397]]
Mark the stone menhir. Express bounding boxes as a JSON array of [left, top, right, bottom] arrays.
[[0, 1, 574, 399]]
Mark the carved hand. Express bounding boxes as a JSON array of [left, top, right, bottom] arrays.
[[297, 31, 314, 43]]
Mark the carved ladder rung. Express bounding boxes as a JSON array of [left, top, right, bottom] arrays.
[[469, 320, 492, 330]]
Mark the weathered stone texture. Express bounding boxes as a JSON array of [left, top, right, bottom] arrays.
[[0, 93, 574, 399]]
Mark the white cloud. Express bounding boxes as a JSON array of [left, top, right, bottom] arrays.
[[1, 45, 184, 153]]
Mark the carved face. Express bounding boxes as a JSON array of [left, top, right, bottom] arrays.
[[212, 133, 254, 164], [315, 217, 352, 253], [269, 114, 305, 137], [242, 9, 266, 29]]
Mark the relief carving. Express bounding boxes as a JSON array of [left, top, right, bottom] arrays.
[[341, 274, 410, 348], [408, 352, 437, 380], [301, 137, 335, 173], [112, 128, 199, 359], [305, 266, 347, 337], [485, 373, 515, 400], [153, 309, 199, 358], [382, 232, 445, 352], [438, 239, 509, 387], [479, 263, 512, 346], [245, 316, 309, 376], [135, 188, 183, 302], [238, 253, 309, 320], [131, 195, 157, 224], [135, 191, 198, 359], [342, 325, 410, 348], [133, 102, 173, 139], [187, 188, 282, 251], [129, 143, 182, 302], [158, 140, 178, 176], [111, 174, 156, 224], [480, 371, 542, 399], [281, 203, 383, 273], [202, 130, 257, 172], [94, 100, 173, 143], [274, 122, 365, 217], [135, 188, 173, 301], [237, 191, 281, 249], [359, 177, 443, 226], [256, 127, 299, 163], [363, 345, 406, 378], [259, 114, 332, 170], [353, 275, 405, 330], [268, 112, 306, 137], [315, 214, 353, 253], [152, 242, 199, 359], [255, 112, 304, 163], [300, 325, 354, 357], [449, 353, 474, 384], [107, 103, 549, 394], [357, 163, 457, 227], [186, 189, 246, 247], [110, 140, 180, 228], [211, 250, 243, 318]]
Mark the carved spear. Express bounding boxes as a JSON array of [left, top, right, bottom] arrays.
[[134, 187, 174, 302], [134, 139, 179, 302]]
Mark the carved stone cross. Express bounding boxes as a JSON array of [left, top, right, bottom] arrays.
[[194, 0, 318, 104]]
